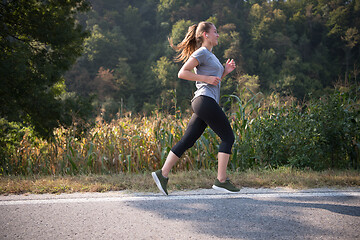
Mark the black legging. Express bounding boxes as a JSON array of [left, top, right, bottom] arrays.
[[171, 95, 235, 158]]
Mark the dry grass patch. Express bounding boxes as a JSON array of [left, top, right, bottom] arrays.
[[231, 168, 360, 189], [0, 168, 359, 195]]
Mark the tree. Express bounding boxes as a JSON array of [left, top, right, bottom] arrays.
[[0, 0, 91, 137], [83, 25, 129, 74], [152, 56, 179, 111]]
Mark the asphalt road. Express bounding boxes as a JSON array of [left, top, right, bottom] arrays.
[[1, 188, 359, 240]]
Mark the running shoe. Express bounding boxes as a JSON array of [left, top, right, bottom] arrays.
[[152, 170, 168, 195], [212, 178, 240, 193]]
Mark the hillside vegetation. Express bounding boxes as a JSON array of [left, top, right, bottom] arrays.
[[1, 0, 359, 175]]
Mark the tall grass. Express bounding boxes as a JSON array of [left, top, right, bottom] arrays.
[[1, 88, 359, 175], [222, 86, 264, 171]]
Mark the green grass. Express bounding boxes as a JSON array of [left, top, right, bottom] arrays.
[[1, 168, 359, 195]]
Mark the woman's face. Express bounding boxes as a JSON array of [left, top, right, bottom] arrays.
[[206, 25, 219, 46]]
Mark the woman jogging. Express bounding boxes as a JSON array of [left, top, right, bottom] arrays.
[[152, 21, 239, 195]]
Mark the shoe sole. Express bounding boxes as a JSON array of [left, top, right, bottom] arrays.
[[152, 172, 168, 196], [212, 185, 240, 193]]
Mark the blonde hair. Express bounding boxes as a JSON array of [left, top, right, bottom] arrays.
[[169, 21, 214, 62]]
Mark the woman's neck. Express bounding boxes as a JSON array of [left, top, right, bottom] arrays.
[[202, 42, 213, 52]]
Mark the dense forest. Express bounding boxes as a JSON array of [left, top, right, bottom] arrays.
[[65, 0, 360, 119]]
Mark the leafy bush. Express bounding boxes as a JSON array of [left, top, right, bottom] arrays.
[[232, 88, 360, 170], [0, 119, 37, 175]]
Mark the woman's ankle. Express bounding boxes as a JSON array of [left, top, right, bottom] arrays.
[[161, 169, 169, 178], [217, 177, 227, 183]]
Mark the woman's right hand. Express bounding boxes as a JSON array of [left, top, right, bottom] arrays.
[[205, 76, 221, 86]]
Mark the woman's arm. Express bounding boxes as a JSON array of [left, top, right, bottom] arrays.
[[178, 57, 221, 86], [221, 59, 236, 79]]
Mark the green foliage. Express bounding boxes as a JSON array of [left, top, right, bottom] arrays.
[[150, 56, 193, 112], [223, 88, 264, 170], [63, 0, 360, 119], [0, 0, 91, 138], [170, 19, 194, 45], [233, 88, 360, 170], [83, 25, 128, 70], [0, 119, 31, 175]]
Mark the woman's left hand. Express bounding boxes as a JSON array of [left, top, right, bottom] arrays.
[[224, 59, 236, 75]]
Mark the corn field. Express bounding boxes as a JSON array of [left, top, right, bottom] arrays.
[[4, 112, 226, 175]]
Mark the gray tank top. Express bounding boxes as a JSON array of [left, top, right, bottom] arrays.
[[191, 47, 224, 103]]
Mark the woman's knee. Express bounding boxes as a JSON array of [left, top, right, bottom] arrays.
[[223, 129, 235, 145], [171, 136, 198, 158], [229, 132, 235, 145], [226, 132, 235, 149], [219, 132, 235, 154]]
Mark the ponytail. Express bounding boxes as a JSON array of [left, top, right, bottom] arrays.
[[169, 21, 214, 63]]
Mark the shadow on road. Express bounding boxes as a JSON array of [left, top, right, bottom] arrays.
[[127, 195, 360, 239], [270, 196, 360, 217]]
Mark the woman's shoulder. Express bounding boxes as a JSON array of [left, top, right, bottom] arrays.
[[191, 47, 211, 63], [192, 47, 209, 56]]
